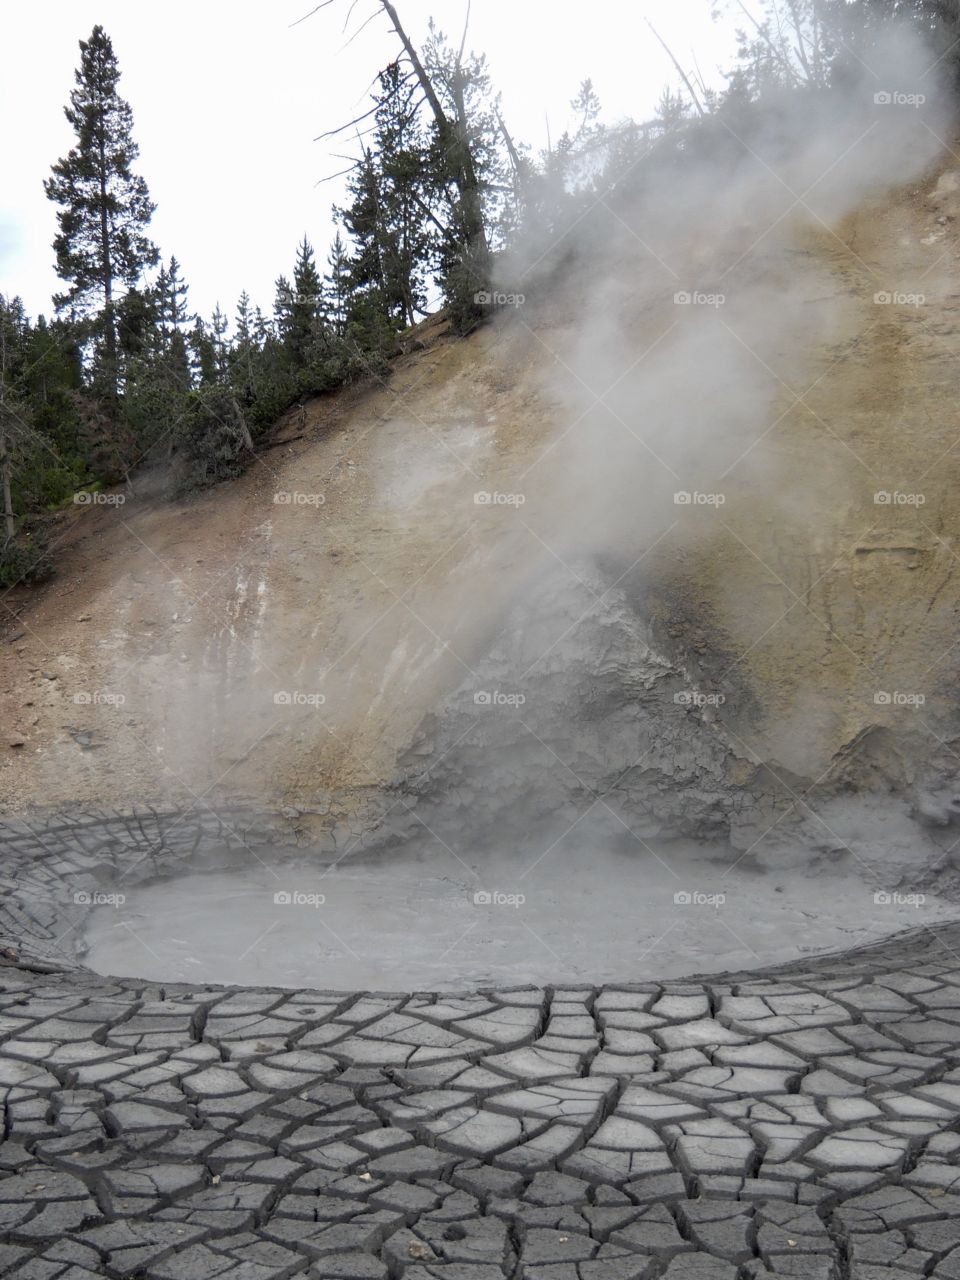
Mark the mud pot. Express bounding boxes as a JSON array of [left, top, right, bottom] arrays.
[[78, 834, 954, 990]]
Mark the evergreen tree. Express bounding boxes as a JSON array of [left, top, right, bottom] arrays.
[[323, 232, 351, 337], [421, 21, 505, 331], [230, 291, 258, 407], [339, 153, 387, 314], [235, 291, 254, 347], [273, 274, 295, 348], [253, 307, 273, 347], [174, 386, 252, 494], [369, 62, 433, 328], [286, 236, 324, 366], [189, 316, 218, 386], [157, 255, 190, 335], [44, 25, 158, 402], [0, 298, 70, 583], [210, 304, 230, 378], [115, 286, 157, 364]]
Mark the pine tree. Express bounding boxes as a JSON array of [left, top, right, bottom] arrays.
[[0, 301, 24, 541], [287, 236, 324, 365], [339, 154, 388, 316], [230, 292, 258, 406], [116, 286, 157, 363], [189, 317, 217, 386], [338, 75, 433, 346], [370, 61, 432, 327], [324, 232, 351, 337], [45, 25, 158, 403], [0, 298, 69, 582], [273, 274, 294, 347], [235, 292, 254, 348], [157, 255, 190, 335], [421, 22, 505, 331], [210, 305, 230, 379]]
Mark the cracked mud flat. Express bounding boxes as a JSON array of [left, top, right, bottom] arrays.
[[5, 924, 960, 1278], [79, 840, 957, 991], [2, 814, 960, 1276]]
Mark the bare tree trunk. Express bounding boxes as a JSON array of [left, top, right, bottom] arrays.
[[97, 113, 118, 406], [0, 418, 15, 542], [646, 20, 706, 118], [379, 1, 447, 138], [379, 0, 488, 262], [0, 312, 13, 542], [497, 111, 522, 177]]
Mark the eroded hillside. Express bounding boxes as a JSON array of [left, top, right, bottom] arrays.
[[5, 145, 960, 872]]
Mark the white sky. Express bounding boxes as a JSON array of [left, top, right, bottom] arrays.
[[0, 1, 749, 325]]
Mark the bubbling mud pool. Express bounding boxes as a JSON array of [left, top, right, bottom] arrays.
[[78, 837, 954, 989]]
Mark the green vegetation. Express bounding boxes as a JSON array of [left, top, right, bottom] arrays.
[[2, 1, 957, 586]]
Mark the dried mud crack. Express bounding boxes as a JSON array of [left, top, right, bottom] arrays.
[[2, 811, 960, 1277]]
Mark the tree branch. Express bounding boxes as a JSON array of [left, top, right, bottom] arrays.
[[646, 19, 706, 117]]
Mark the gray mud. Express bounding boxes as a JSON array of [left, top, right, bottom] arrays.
[[80, 837, 953, 989]]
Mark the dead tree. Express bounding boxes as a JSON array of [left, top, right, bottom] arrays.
[[0, 414, 14, 542], [307, 0, 492, 293], [0, 319, 17, 541]]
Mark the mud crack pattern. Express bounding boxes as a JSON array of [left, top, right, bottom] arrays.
[[1, 928, 960, 1278], [2, 812, 960, 1276]]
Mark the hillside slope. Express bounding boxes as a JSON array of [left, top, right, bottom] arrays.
[[5, 148, 960, 870]]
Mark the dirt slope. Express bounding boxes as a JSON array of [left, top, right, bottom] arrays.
[[5, 152, 960, 856]]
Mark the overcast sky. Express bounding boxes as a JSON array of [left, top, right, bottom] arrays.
[[1, 1, 747, 325]]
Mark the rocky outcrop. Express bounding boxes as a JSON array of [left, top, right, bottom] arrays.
[[391, 559, 792, 854]]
